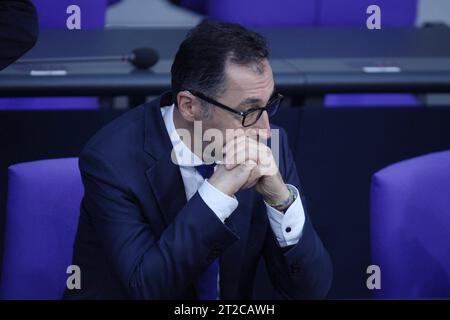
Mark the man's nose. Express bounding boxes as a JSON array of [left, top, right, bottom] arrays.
[[251, 111, 271, 140]]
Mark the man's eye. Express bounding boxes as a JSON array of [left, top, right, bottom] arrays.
[[246, 105, 260, 111]]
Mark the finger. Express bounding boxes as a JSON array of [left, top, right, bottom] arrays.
[[229, 159, 257, 184], [240, 160, 262, 189], [257, 143, 274, 168], [246, 165, 263, 187], [223, 135, 246, 159], [226, 139, 272, 171], [225, 141, 257, 168], [224, 133, 261, 157], [244, 128, 259, 141], [241, 166, 263, 189], [224, 136, 259, 169], [232, 139, 271, 171], [224, 135, 272, 170]]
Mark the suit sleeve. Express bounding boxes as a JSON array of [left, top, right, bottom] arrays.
[[0, 0, 38, 70], [79, 148, 238, 299], [262, 127, 333, 299]]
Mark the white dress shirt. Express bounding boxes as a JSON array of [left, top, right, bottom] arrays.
[[161, 104, 306, 247]]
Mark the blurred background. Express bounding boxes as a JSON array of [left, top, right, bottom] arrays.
[[0, 0, 450, 300]]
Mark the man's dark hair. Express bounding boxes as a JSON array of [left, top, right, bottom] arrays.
[[171, 20, 269, 106]]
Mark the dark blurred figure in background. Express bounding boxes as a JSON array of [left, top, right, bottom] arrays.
[[0, 0, 38, 70]]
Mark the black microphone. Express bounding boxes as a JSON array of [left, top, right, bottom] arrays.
[[15, 47, 159, 70]]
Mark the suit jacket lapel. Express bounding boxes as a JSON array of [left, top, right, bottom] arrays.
[[143, 92, 187, 227], [145, 151, 187, 226]]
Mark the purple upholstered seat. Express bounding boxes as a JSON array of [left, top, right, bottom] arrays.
[[318, 0, 417, 27], [0, 158, 83, 299], [370, 150, 450, 298], [180, 0, 209, 15], [186, 0, 417, 27], [206, 0, 316, 27], [32, 0, 106, 29], [324, 93, 420, 108]]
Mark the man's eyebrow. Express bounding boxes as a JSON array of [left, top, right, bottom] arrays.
[[238, 97, 261, 107], [237, 88, 276, 109]]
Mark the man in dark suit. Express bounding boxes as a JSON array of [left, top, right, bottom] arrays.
[[64, 20, 332, 300], [0, 0, 38, 70]]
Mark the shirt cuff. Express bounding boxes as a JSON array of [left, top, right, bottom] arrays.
[[198, 179, 238, 223], [264, 184, 306, 247]]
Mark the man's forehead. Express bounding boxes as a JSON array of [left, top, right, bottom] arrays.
[[225, 59, 272, 78], [238, 87, 275, 106], [224, 61, 274, 99]]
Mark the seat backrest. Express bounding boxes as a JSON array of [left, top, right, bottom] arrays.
[[370, 150, 450, 298], [0, 158, 83, 299], [318, 0, 417, 27], [204, 0, 417, 27], [0, 97, 99, 110], [32, 0, 107, 29], [206, 0, 317, 27], [180, 0, 208, 15]]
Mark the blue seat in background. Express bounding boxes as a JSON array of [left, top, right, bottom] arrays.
[[0, 158, 83, 299], [180, 0, 208, 15], [32, 0, 106, 29], [207, 0, 316, 27], [370, 150, 450, 298], [324, 93, 420, 108], [318, 0, 417, 27]]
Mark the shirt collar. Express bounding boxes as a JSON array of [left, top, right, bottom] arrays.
[[161, 104, 203, 167]]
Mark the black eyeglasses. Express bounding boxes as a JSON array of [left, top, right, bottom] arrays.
[[186, 90, 283, 127]]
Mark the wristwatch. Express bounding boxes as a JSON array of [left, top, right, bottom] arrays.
[[266, 184, 297, 212]]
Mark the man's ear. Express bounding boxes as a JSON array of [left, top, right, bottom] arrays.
[[176, 91, 198, 122]]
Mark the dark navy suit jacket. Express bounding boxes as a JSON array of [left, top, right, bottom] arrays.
[[64, 92, 332, 299]]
